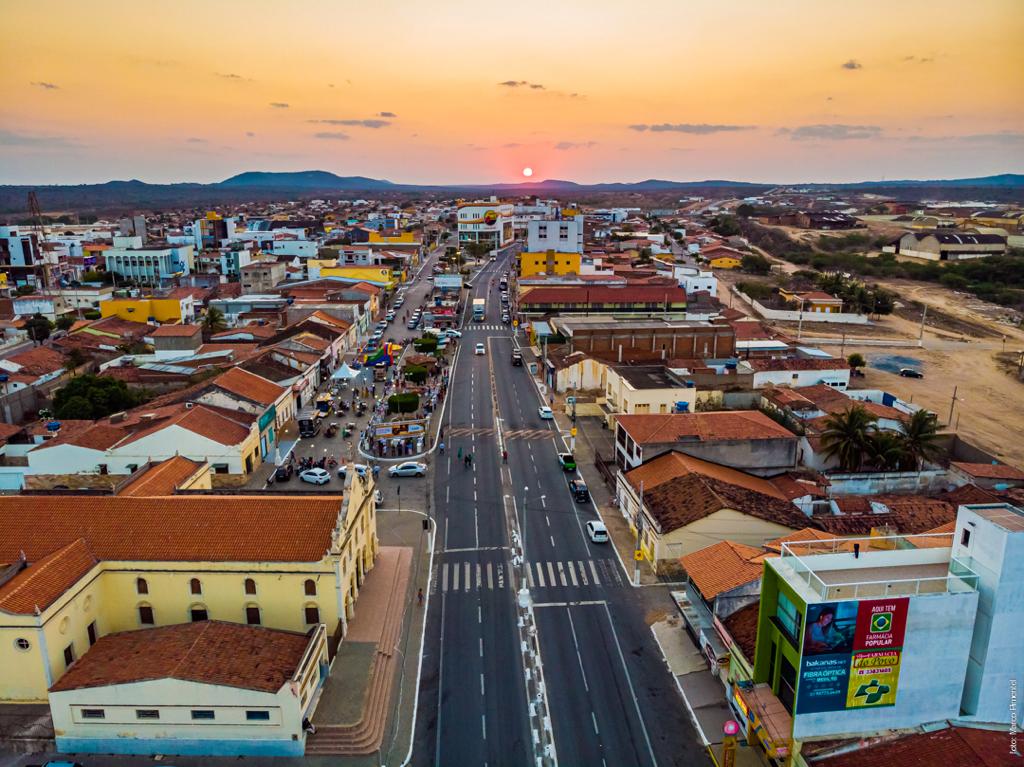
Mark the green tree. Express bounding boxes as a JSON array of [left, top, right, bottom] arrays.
[[413, 336, 438, 353], [403, 364, 428, 384], [711, 215, 741, 237], [820, 405, 878, 472], [387, 392, 420, 414], [52, 374, 148, 420], [900, 409, 943, 470], [847, 353, 867, 371], [736, 203, 756, 218], [464, 241, 491, 261], [63, 348, 88, 376], [201, 307, 227, 338], [25, 313, 52, 344], [866, 431, 907, 471], [55, 315, 76, 332], [740, 253, 771, 274]]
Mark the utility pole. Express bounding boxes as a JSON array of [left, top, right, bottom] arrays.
[[796, 299, 805, 341], [918, 304, 928, 346], [633, 481, 644, 587], [948, 385, 958, 425]]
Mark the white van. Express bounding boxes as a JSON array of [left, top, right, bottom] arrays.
[[586, 520, 609, 543]]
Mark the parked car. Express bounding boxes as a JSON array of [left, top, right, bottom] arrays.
[[511, 350, 523, 366], [299, 468, 331, 485], [899, 368, 924, 378], [502, 313, 511, 324], [586, 520, 608, 543], [274, 464, 294, 482], [475, 342, 486, 355], [569, 478, 590, 502], [338, 463, 370, 478], [374, 489, 383, 505], [389, 461, 427, 477], [557, 452, 577, 472], [443, 329, 462, 338], [538, 405, 554, 420]]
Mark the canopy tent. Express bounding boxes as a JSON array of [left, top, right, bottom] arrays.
[[331, 363, 360, 381]]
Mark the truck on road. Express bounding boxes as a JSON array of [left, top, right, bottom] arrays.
[[472, 297, 485, 322]]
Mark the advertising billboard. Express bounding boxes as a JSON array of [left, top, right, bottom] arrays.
[[795, 597, 909, 714]]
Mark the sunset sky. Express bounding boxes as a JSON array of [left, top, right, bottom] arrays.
[[2, 0, 1022, 185]]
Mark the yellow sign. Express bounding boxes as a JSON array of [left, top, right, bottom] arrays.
[[845, 650, 901, 708], [634, 550, 643, 561], [570, 427, 577, 437], [513, 320, 519, 327]]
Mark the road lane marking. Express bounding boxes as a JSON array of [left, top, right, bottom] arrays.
[[452, 563, 459, 591], [487, 563, 494, 589], [550, 535, 555, 547], [476, 564, 482, 589], [568, 561, 578, 586], [578, 561, 589, 586], [535, 562, 545, 587], [601, 601, 657, 765], [463, 562, 471, 592], [526, 564, 534, 588], [442, 563, 449, 592], [566, 606, 589, 693], [546, 515, 551, 526], [556, 561, 567, 586], [547, 562, 556, 585], [592, 711, 600, 735]]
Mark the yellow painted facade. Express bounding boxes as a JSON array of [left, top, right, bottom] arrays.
[[368, 231, 417, 245], [0, 476, 379, 703], [709, 256, 742, 269], [518, 250, 581, 277], [100, 297, 186, 324], [317, 265, 394, 288]]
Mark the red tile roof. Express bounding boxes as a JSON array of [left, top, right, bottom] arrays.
[[212, 367, 285, 406], [680, 541, 768, 599], [616, 411, 796, 445], [118, 456, 206, 497], [721, 601, 760, 661], [0, 539, 97, 615], [50, 621, 311, 694], [0, 495, 343, 564], [951, 461, 1024, 481], [151, 324, 202, 338], [520, 285, 688, 305], [809, 725, 1018, 767], [5, 346, 66, 376]]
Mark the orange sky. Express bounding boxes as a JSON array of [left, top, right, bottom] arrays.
[[2, 0, 1022, 185]]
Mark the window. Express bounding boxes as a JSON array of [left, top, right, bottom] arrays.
[[190, 606, 208, 622], [246, 606, 261, 625], [775, 592, 802, 645], [961, 528, 971, 546], [304, 579, 317, 596], [244, 578, 257, 595], [81, 708, 105, 719], [190, 578, 202, 595], [138, 604, 154, 625], [191, 709, 215, 720], [14, 637, 31, 652], [87, 621, 97, 646], [136, 709, 160, 720], [63, 643, 75, 668], [136, 577, 148, 594], [246, 710, 271, 721], [305, 605, 320, 625]]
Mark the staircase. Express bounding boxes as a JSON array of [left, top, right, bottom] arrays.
[[305, 548, 412, 755]]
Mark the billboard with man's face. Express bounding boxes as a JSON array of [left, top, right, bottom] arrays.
[[795, 597, 909, 715]]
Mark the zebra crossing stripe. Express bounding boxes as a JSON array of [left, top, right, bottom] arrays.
[[547, 562, 556, 586], [535, 562, 545, 587], [567, 561, 578, 587], [439, 559, 616, 592], [577, 561, 589, 586], [463, 563, 471, 592], [589, 560, 601, 585], [525, 564, 534, 588], [487, 563, 494, 589], [451, 563, 458, 591]]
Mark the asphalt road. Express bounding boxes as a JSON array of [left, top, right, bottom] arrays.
[[414, 248, 706, 766]]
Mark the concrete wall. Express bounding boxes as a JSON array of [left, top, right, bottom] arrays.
[[733, 287, 868, 325], [825, 470, 950, 496], [792, 589, 979, 740]]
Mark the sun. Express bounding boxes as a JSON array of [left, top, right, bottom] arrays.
[[522, 167, 533, 177]]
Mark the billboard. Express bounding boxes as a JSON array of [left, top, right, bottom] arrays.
[[796, 597, 909, 714], [434, 274, 463, 290]]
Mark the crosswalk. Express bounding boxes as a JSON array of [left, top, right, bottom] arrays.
[[445, 426, 553, 441], [464, 324, 510, 331], [433, 558, 624, 594]]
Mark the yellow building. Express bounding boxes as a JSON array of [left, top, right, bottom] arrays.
[[777, 289, 844, 313], [709, 255, 742, 269], [100, 296, 193, 324], [518, 250, 582, 277], [368, 231, 418, 245], [0, 468, 378, 703], [314, 264, 395, 289]]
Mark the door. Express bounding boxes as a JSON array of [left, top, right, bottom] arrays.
[[779, 654, 797, 714]]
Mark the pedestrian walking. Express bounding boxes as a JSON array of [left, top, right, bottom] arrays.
[[457, 446, 462, 460], [439, 441, 445, 455], [502, 449, 508, 464], [417, 588, 424, 606]]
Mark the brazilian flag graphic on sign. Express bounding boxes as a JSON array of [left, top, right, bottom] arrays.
[[870, 611, 893, 633]]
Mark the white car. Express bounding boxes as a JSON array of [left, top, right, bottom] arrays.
[[389, 461, 427, 477], [538, 406, 554, 420], [443, 329, 462, 338], [475, 343, 486, 355], [374, 490, 383, 505], [299, 468, 331, 485], [337, 463, 370, 478], [586, 520, 609, 543]]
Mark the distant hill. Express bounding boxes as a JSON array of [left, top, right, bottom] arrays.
[[0, 171, 1020, 217], [220, 170, 396, 189]]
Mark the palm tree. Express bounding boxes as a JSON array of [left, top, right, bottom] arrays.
[[201, 307, 227, 339], [866, 431, 907, 471], [900, 409, 943, 470], [820, 405, 878, 472]]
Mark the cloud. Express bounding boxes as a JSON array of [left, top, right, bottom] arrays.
[[269, 102, 290, 109], [378, 111, 397, 118], [313, 131, 350, 140], [499, 80, 545, 89], [905, 131, 1024, 145], [903, 55, 935, 64], [186, 137, 207, 143], [629, 123, 755, 134], [310, 118, 390, 128], [0, 129, 79, 148], [215, 72, 251, 81], [669, 147, 693, 153], [31, 81, 60, 90], [841, 59, 863, 70], [554, 141, 597, 150], [780, 124, 882, 140], [502, 142, 522, 148]]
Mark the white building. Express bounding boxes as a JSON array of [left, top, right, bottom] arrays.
[[457, 198, 514, 250], [103, 236, 194, 286], [49, 621, 328, 757], [526, 215, 584, 254]]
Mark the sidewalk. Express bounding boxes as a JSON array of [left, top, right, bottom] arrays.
[[651, 618, 765, 767]]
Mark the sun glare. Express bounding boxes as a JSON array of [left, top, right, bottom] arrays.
[[522, 167, 533, 177]]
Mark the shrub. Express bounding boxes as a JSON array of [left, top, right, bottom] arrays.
[[413, 336, 437, 353], [387, 392, 420, 414], [404, 364, 428, 384]]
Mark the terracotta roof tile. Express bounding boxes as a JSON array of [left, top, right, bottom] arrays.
[[810, 725, 1018, 767], [616, 411, 796, 445], [813, 495, 957, 535], [951, 461, 1024, 481], [0, 539, 97, 614], [0, 495, 343, 564], [680, 541, 768, 599], [118, 456, 206, 497], [50, 621, 310, 694], [212, 367, 285, 406], [721, 601, 760, 662], [150, 324, 202, 338]]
